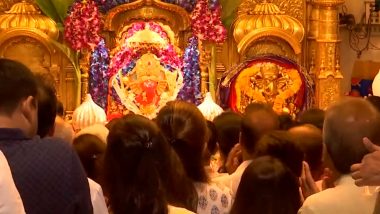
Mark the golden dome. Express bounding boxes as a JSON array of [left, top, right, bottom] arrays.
[[234, 1, 305, 54], [0, 1, 59, 39]]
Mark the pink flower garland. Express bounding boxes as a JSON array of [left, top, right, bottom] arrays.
[[64, 0, 103, 51], [191, 0, 227, 43], [109, 22, 182, 75]]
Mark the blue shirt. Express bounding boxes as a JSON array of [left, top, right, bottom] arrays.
[[0, 128, 93, 214]]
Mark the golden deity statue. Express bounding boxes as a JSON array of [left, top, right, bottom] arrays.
[[235, 62, 302, 114]]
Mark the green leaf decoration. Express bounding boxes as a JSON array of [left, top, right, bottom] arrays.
[[35, 0, 74, 24], [35, 0, 61, 23], [220, 0, 242, 27]]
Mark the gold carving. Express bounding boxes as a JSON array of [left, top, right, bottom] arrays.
[[234, 1, 305, 55], [319, 76, 340, 109], [238, 0, 304, 22], [235, 62, 302, 114], [0, 1, 59, 39], [104, 0, 190, 34]]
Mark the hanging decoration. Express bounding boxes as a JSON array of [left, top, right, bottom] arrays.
[[198, 92, 223, 121], [64, 0, 102, 51], [178, 36, 202, 105], [191, 0, 227, 43], [89, 38, 110, 109]]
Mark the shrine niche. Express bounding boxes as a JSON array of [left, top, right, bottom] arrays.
[[218, 0, 344, 115], [85, 0, 191, 119], [0, 1, 79, 113]]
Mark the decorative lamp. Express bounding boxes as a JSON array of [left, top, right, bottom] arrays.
[[72, 94, 107, 131], [0, 1, 59, 39], [197, 92, 223, 121], [373, 70, 380, 96]]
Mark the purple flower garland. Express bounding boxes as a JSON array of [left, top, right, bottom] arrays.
[[178, 36, 202, 105], [162, 0, 197, 12], [89, 38, 110, 109]]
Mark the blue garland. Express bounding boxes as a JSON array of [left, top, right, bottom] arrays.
[[208, 0, 219, 10], [89, 38, 110, 109], [178, 36, 202, 105], [93, 0, 131, 13]]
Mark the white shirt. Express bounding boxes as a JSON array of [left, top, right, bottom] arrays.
[[299, 175, 378, 214], [88, 178, 109, 214], [0, 151, 25, 214], [212, 160, 252, 199], [194, 182, 232, 214]]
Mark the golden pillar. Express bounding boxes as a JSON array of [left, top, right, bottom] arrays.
[[310, 0, 344, 109]]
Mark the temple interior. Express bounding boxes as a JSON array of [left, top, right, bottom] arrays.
[[0, 0, 379, 119]]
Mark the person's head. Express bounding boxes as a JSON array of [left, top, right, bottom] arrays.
[[156, 101, 209, 183], [366, 96, 380, 113], [231, 156, 301, 214], [73, 134, 106, 183], [213, 111, 242, 160], [105, 114, 197, 213], [205, 121, 218, 164], [56, 101, 64, 117], [324, 98, 380, 175], [289, 124, 323, 180], [0, 59, 38, 137], [296, 108, 325, 130], [35, 74, 57, 138], [241, 103, 279, 156], [254, 131, 303, 177], [278, 113, 295, 130]]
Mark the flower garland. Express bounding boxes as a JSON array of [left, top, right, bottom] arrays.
[[162, 0, 197, 12], [89, 38, 110, 109], [178, 36, 202, 105], [64, 0, 102, 51], [94, 0, 131, 13], [191, 0, 227, 43], [122, 22, 170, 43]]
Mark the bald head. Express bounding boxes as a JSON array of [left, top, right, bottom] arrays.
[[324, 98, 380, 174]]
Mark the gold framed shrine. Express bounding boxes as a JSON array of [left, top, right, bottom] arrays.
[[0, 0, 345, 115]]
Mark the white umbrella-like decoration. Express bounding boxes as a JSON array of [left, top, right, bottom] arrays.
[[197, 92, 224, 121], [373, 70, 380, 96], [72, 94, 107, 131]]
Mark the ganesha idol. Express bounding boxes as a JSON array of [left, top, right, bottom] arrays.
[[109, 53, 183, 119], [104, 21, 184, 119], [219, 57, 313, 116]]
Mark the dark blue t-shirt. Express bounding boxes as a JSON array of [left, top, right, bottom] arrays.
[[0, 128, 93, 214]]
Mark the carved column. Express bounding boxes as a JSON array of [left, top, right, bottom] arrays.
[[311, 0, 344, 109], [79, 50, 91, 103]]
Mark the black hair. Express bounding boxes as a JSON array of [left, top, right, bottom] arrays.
[[254, 131, 303, 177], [231, 156, 301, 214], [35, 74, 57, 138], [73, 134, 106, 184], [241, 103, 279, 154], [296, 108, 325, 130], [156, 101, 209, 183], [0, 58, 37, 115], [213, 111, 242, 159], [104, 114, 197, 214], [56, 101, 64, 117]]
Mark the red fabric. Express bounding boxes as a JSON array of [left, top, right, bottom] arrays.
[[135, 80, 160, 106]]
